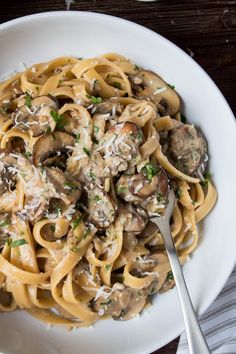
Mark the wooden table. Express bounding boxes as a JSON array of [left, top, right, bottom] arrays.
[[0, 1, 235, 353]]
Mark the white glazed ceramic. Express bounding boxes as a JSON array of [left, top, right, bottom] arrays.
[[0, 11, 235, 354]]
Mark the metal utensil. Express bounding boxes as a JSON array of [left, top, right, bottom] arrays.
[[150, 189, 210, 354]]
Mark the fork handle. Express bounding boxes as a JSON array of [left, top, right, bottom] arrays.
[[158, 221, 210, 354]]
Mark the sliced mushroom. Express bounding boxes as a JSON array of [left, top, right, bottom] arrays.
[[20, 195, 49, 222], [163, 124, 208, 177], [0, 152, 18, 195], [99, 122, 143, 176], [87, 187, 116, 229], [93, 285, 147, 320], [12, 95, 58, 137], [116, 173, 159, 204], [46, 167, 81, 204], [129, 70, 180, 116], [95, 101, 124, 116], [120, 203, 148, 234], [33, 132, 74, 167]]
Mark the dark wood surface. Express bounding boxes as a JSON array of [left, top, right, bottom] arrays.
[[0, 1, 235, 353]]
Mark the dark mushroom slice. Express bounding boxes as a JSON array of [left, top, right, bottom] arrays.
[[116, 173, 160, 204], [99, 122, 143, 175], [46, 167, 81, 204], [0, 152, 18, 195], [129, 70, 180, 116], [163, 124, 208, 177], [12, 95, 58, 137], [94, 100, 124, 116], [87, 187, 116, 229], [93, 285, 147, 320], [120, 203, 148, 234], [33, 131, 74, 167], [19, 196, 49, 222]]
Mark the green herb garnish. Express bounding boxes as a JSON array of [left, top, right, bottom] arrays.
[[116, 185, 127, 194], [93, 126, 99, 134], [83, 147, 91, 157], [83, 229, 90, 240], [174, 186, 182, 199], [94, 195, 102, 202], [50, 110, 67, 130], [105, 264, 111, 272], [201, 172, 212, 187], [25, 92, 32, 108], [166, 271, 174, 281], [113, 82, 121, 89], [46, 127, 51, 134], [100, 299, 112, 306], [156, 192, 164, 203], [89, 171, 96, 180], [180, 114, 187, 123], [50, 225, 56, 233], [64, 181, 79, 190], [56, 207, 62, 217], [0, 221, 10, 228], [141, 163, 159, 181], [76, 133, 80, 142], [167, 84, 175, 90], [24, 151, 32, 158], [7, 238, 27, 248], [86, 95, 103, 104], [71, 215, 83, 230]]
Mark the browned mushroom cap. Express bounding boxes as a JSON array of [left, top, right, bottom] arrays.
[[99, 122, 143, 175], [93, 285, 147, 320], [116, 173, 160, 204], [0, 152, 18, 195], [87, 187, 116, 229], [163, 124, 208, 177], [129, 70, 180, 116], [33, 131, 74, 166], [121, 204, 148, 234], [12, 95, 58, 137], [46, 167, 81, 204], [94, 100, 124, 115], [20, 195, 49, 222]]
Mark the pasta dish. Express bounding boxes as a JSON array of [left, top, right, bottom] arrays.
[[0, 53, 217, 327]]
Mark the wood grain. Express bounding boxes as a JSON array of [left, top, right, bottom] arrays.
[[0, 1, 235, 353]]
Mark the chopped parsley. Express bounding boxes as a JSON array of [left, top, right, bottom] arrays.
[[76, 133, 80, 142], [83, 229, 90, 239], [180, 114, 187, 123], [7, 238, 28, 248], [0, 221, 10, 228], [174, 186, 182, 199], [116, 185, 127, 194], [156, 192, 164, 203], [93, 126, 99, 134], [201, 172, 212, 187], [113, 82, 121, 89], [50, 225, 56, 233], [89, 171, 96, 180], [105, 264, 111, 272], [141, 163, 159, 181], [58, 79, 63, 85], [100, 299, 112, 306], [166, 271, 174, 281], [46, 127, 51, 134], [23, 151, 32, 158], [64, 181, 79, 190], [134, 64, 141, 71], [71, 246, 79, 252], [50, 110, 67, 130], [0, 106, 7, 114], [25, 92, 32, 108], [94, 195, 102, 202], [83, 147, 91, 157], [167, 83, 175, 90], [71, 215, 83, 230], [86, 94, 103, 104], [56, 207, 62, 217]]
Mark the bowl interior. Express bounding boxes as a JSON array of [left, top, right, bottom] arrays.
[[0, 11, 236, 354]]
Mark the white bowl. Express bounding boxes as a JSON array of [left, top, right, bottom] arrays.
[[0, 11, 235, 354]]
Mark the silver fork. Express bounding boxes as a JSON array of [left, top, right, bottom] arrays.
[[150, 189, 210, 354]]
